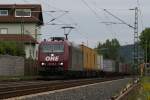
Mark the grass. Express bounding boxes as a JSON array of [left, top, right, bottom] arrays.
[[126, 76, 150, 100], [142, 77, 150, 91], [141, 76, 150, 100]]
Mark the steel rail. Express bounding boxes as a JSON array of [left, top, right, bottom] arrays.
[[0, 77, 124, 99]]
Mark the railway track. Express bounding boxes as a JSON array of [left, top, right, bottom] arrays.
[[0, 77, 124, 99], [115, 79, 140, 100]]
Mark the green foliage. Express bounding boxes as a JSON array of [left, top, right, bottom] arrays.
[[96, 38, 120, 60], [0, 41, 25, 56], [127, 77, 150, 100], [139, 28, 150, 61]]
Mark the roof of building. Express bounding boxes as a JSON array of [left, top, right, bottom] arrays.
[[0, 4, 43, 25], [0, 34, 38, 44]]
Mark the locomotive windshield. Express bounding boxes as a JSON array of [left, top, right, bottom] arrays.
[[41, 44, 64, 53]]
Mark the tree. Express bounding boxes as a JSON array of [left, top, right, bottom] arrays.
[[96, 38, 120, 60], [139, 28, 150, 62], [0, 41, 25, 56]]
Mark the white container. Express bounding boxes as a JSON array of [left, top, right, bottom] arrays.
[[103, 59, 115, 72]]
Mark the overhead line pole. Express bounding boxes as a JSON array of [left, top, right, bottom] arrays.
[[103, 7, 139, 73], [103, 9, 134, 29], [133, 7, 139, 73]]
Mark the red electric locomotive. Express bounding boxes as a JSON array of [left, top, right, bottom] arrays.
[[38, 37, 129, 77], [38, 37, 83, 76]]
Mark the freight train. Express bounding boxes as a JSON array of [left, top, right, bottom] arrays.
[[38, 37, 130, 77]]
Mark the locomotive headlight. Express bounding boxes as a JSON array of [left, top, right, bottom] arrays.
[[60, 62, 63, 65], [51, 54, 54, 57], [41, 62, 45, 66]]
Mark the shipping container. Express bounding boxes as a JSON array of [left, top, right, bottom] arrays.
[[103, 59, 115, 72], [100, 55, 103, 70], [97, 55, 101, 70], [80, 45, 97, 71], [91, 50, 98, 70], [119, 63, 131, 74], [97, 55, 103, 70], [69, 43, 83, 71]]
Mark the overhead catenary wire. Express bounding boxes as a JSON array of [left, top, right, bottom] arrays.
[[36, 1, 71, 28], [22, 0, 113, 46], [102, 12, 119, 40], [36, 0, 65, 12], [57, 7, 93, 46], [20, 0, 140, 48], [21, 0, 70, 25], [44, 12, 69, 26], [35, 0, 77, 39], [10, 0, 101, 48], [38, 0, 89, 44], [45, 11, 69, 25], [64, 13, 88, 35], [101, 9, 133, 44], [80, 0, 135, 45], [80, 0, 124, 47], [62, 12, 92, 46], [80, 0, 102, 20], [21, 0, 71, 28], [19, 0, 69, 40], [103, 9, 134, 29], [79, 0, 106, 46], [92, 3, 136, 37], [31, 10, 69, 26], [67, 10, 97, 46]]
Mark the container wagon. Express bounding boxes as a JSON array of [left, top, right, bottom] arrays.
[[97, 55, 103, 70], [80, 45, 98, 71], [103, 59, 116, 72], [119, 63, 132, 74]]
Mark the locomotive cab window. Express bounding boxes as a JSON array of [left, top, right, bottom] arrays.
[[41, 44, 64, 53]]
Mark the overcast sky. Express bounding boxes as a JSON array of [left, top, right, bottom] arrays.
[[0, 0, 149, 48]]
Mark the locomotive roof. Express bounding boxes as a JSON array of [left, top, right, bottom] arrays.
[[40, 39, 93, 50], [40, 39, 71, 45], [40, 40, 82, 49]]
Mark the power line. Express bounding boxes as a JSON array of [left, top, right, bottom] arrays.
[[79, 0, 106, 45], [64, 13, 89, 36], [44, 11, 70, 27], [101, 11, 119, 40], [103, 9, 134, 29], [18, 0, 69, 39], [102, 7, 140, 68], [62, 12, 91, 46], [80, 0, 101, 20], [36, 0, 65, 12], [45, 11, 69, 25], [22, 0, 69, 25], [32, 0, 71, 28]]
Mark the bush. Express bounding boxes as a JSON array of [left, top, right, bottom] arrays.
[[0, 41, 25, 56]]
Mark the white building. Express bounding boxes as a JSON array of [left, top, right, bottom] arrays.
[[0, 4, 43, 59]]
